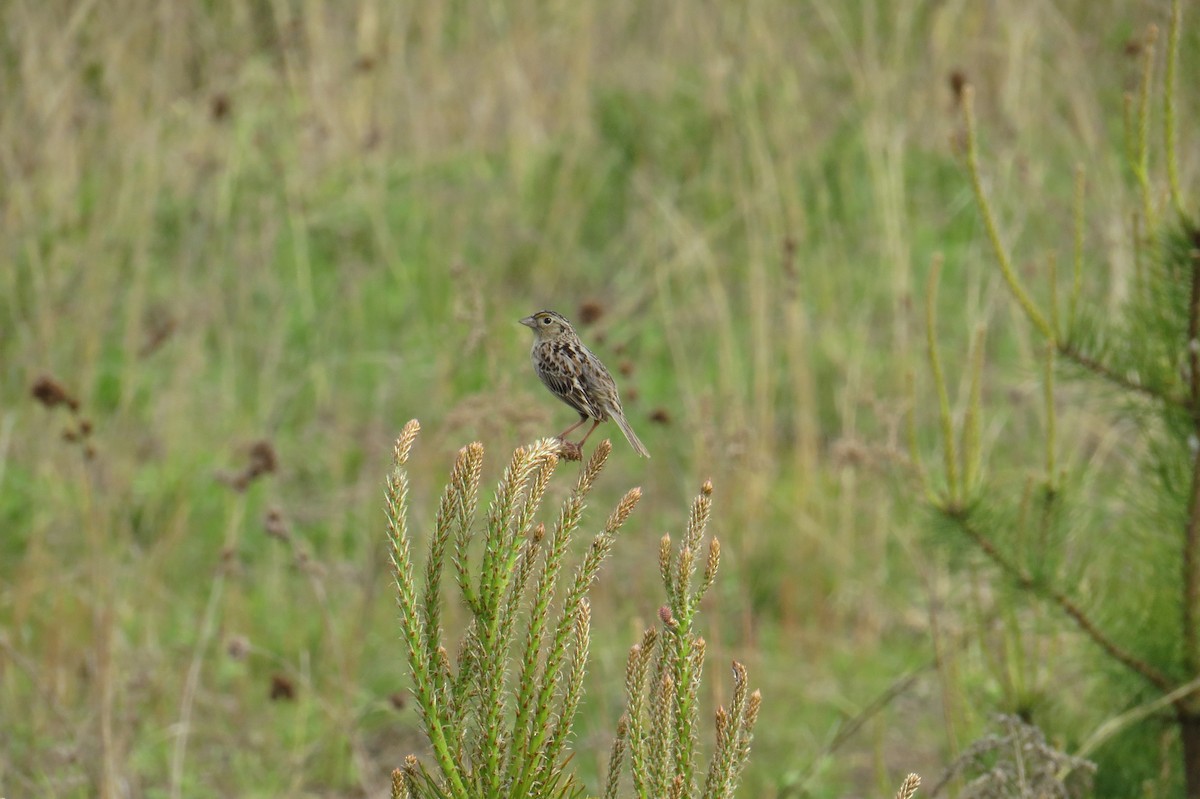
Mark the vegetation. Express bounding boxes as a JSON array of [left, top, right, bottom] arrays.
[[917, 3, 1200, 793], [384, 425, 760, 799], [1, 0, 1197, 796]]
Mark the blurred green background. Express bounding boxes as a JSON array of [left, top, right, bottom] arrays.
[[2, 0, 1196, 796]]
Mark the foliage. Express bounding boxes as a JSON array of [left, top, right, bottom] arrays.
[[917, 1, 1200, 794], [2, 0, 1196, 795], [383, 421, 760, 799]]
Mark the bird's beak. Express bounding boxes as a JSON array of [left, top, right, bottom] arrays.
[[519, 315, 537, 329]]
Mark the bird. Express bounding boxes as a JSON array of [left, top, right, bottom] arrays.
[[520, 309, 651, 458]]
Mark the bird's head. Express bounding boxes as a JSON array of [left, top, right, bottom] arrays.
[[520, 310, 575, 340]]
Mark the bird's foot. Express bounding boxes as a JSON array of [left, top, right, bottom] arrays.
[[554, 438, 584, 461]]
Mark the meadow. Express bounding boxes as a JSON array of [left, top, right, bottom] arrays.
[[2, 0, 1198, 796]]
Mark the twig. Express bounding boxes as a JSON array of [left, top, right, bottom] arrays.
[[952, 514, 1174, 694], [170, 500, 246, 799], [1057, 342, 1185, 407]]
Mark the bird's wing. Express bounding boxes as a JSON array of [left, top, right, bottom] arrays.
[[578, 346, 621, 410], [536, 343, 603, 419]]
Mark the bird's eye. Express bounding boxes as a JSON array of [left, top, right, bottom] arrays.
[[542, 317, 551, 324]]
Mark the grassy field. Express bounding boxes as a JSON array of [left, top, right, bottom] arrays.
[[2, 0, 1197, 796]]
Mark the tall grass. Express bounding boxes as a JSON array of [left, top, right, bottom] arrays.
[[1, 0, 1195, 796]]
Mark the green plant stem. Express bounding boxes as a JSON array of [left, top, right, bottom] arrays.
[[390, 498, 468, 799], [604, 717, 629, 799], [1184, 249, 1200, 676], [1165, 0, 1184, 214], [1069, 674, 1200, 767], [1135, 26, 1158, 230], [961, 86, 1054, 341], [961, 325, 985, 495], [906, 369, 936, 503], [506, 526, 568, 784], [925, 256, 960, 505], [1133, 211, 1146, 293], [1043, 342, 1057, 481], [388, 424, 469, 798], [1048, 252, 1061, 338], [671, 634, 698, 793], [950, 512, 1174, 694], [170, 497, 245, 799], [1070, 166, 1085, 332]]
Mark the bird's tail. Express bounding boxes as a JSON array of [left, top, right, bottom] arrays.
[[612, 409, 651, 458]]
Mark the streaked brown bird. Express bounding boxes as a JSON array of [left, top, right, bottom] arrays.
[[520, 310, 651, 458]]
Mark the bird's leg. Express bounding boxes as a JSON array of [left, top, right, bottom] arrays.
[[556, 415, 590, 441], [575, 419, 603, 447]]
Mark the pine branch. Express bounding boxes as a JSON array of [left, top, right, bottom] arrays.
[[950, 512, 1174, 694], [1055, 341, 1186, 407]]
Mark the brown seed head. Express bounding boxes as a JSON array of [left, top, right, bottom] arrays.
[[227, 440, 279, 490], [641, 626, 658, 651], [578, 300, 605, 325], [692, 637, 707, 673], [626, 643, 642, 684], [394, 420, 421, 465], [247, 440, 278, 476], [948, 70, 967, 105], [31, 375, 79, 411], [210, 93, 231, 120], [264, 508, 289, 541], [606, 487, 642, 532], [704, 538, 721, 583], [714, 705, 729, 735], [894, 773, 921, 799], [269, 673, 296, 701], [139, 306, 178, 358], [226, 635, 250, 660], [745, 689, 762, 728]]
